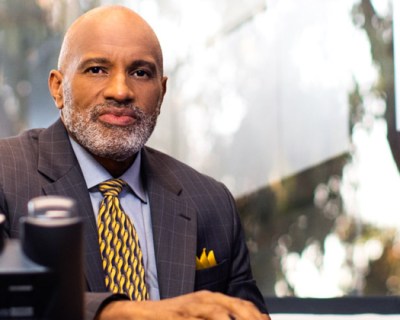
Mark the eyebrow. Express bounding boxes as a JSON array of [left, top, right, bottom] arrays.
[[129, 60, 158, 75], [77, 57, 159, 75], [77, 57, 111, 70]]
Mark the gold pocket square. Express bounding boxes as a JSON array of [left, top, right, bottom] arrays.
[[196, 248, 217, 270]]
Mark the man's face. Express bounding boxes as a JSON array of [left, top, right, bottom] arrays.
[[53, 12, 167, 161]]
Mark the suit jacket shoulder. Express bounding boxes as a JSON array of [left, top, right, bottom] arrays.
[[0, 127, 46, 236], [0, 120, 111, 319]]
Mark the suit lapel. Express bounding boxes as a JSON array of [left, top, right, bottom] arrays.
[[142, 148, 197, 298], [37, 120, 106, 292], [35, 122, 198, 296]]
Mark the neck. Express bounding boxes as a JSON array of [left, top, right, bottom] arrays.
[[66, 130, 138, 177], [93, 153, 137, 178]]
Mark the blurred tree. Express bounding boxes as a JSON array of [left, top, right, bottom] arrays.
[[0, 0, 50, 133], [237, 0, 397, 298], [349, 0, 400, 296], [0, 0, 101, 135], [352, 0, 395, 164]]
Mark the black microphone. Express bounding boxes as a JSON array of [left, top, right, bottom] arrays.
[[0, 196, 84, 320]]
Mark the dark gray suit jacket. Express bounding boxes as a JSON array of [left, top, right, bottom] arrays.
[[1, 119, 267, 317]]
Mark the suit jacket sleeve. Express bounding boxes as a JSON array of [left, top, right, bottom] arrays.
[[84, 293, 130, 320], [222, 184, 268, 314]]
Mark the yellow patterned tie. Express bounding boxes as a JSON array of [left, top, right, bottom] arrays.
[[97, 178, 148, 300]]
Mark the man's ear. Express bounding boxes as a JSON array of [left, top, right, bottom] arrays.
[[158, 76, 168, 114], [48, 70, 64, 110], [162, 76, 168, 96]]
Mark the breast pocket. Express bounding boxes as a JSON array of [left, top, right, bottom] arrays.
[[195, 259, 229, 292]]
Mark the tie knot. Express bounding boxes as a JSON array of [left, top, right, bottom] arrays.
[[98, 179, 126, 197]]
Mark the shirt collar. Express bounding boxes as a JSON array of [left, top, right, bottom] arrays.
[[69, 137, 146, 203]]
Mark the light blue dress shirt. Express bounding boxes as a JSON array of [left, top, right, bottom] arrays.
[[69, 138, 160, 300]]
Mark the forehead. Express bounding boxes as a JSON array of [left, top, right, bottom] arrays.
[[63, 10, 162, 70]]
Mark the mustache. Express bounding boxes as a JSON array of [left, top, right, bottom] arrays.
[[90, 102, 147, 121]]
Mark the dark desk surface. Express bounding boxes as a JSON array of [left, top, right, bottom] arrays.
[[265, 296, 400, 314]]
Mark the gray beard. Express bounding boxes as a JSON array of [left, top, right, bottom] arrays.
[[62, 89, 159, 161]]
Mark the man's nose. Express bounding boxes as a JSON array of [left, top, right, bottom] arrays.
[[104, 72, 134, 102]]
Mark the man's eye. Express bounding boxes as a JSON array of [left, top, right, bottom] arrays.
[[87, 67, 104, 74], [133, 69, 150, 78]]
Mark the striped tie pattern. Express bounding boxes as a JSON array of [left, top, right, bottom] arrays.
[[97, 178, 148, 300]]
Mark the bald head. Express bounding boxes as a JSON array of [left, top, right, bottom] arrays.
[[48, 5, 168, 173], [58, 5, 164, 75]]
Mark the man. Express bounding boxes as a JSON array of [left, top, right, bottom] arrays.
[[1, 5, 269, 320]]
